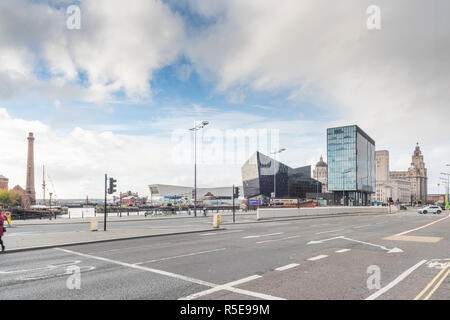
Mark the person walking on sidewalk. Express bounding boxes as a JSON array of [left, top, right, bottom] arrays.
[[0, 209, 6, 252]]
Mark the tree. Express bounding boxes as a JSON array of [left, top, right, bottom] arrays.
[[0, 189, 20, 206]]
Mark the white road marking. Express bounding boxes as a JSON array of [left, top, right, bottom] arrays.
[[179, 275, 285, 300], [0, 260, 82, 274], [256, 235, 302, 244], [308, 255, 328, 261], [315, 229, 345, 235], [365, 260, 428, 300], [55, 248, 216, 288], [352, 224, 372, 229], [275, 263, 299, 271], [308, 236, 403, 253], [134, 248, 226, 265], [394, 215, 450, 236], [56, 247, 284, 300], [335, 249, 351, 253], [242, 232, 284, 239]]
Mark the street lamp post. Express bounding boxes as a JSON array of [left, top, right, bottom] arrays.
[[189, 121, 209, 217], [270, 148, 286, 203], [49, 192, 53, 219]]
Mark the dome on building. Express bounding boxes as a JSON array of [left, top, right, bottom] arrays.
[[315, 156, 327, 168]]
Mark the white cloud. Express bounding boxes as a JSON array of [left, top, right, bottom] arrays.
[[185, 0, 450, 193], [0, 0, 185, 102]]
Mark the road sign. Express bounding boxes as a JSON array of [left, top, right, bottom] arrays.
[[248, 199, 262, 206]]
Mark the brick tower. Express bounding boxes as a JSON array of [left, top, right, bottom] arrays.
[[25, 132, 36, 206]]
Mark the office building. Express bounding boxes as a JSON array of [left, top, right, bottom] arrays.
[[241, 151, 321, 201], [327, 125, 375, 206]]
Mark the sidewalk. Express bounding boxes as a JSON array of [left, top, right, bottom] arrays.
[[2, 226, 224, 254]]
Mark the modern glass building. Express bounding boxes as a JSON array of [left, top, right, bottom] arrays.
[[327, 125, 375, 206], [241, 151, 321, 201]]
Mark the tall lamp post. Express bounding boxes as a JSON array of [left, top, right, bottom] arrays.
[[270, 148, 286, 202], [189, 121, 209, 217], [342, 168, 352, 206]]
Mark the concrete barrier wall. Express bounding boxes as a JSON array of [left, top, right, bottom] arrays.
[[257, 206, 389, 220], [257, 208, 300, 219]]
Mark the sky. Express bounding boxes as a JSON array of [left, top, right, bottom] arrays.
[[0, 0, 449, 199]]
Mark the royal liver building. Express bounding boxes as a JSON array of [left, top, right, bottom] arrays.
[[390, 143, 428, 203]]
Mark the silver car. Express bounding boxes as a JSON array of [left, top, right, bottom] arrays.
[[418, 206, 442, 214]]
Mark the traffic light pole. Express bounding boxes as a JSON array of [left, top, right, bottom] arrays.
[[232, 185, 235, 223], [104, 174, 107, 231]]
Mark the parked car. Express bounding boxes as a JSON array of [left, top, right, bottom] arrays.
[[418, 205, 442, 214]]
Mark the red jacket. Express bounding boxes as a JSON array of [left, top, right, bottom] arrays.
[[0, 215, 4, 237]]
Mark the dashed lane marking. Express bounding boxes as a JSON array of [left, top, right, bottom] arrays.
[[275, 263, 299, 271], [256, 235, 302, 244], [242, 232, 284, 239], [352, 224, 372, 229], [335, 249, 351, 253], [307, 255, 328, 261], [315, 229, 345, 235], [365, 260, 428, 300]]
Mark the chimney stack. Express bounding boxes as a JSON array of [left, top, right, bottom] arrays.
[[26, 132, 36, 206]]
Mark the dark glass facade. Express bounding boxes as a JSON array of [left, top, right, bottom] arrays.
[[327, 125, 375, 206], [242, 151, 321, 200]]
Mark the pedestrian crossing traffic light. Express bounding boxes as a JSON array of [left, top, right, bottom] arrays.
[[234, 187, 240, 198], [108, 177, 117, 194]]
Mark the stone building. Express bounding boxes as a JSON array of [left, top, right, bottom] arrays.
[[373, 150, 393, 203], [0, 175, 8, 190], [391, 179, 412, 204], [372, 150, 412, 204], [313, 156, 328, 193], [390, 143, 427, 203]]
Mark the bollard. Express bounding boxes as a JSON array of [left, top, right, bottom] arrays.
[[213, 214, 220, 228], [90, 217, 98, 231]]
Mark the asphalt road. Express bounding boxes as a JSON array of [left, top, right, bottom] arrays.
[[1, 209, 449, 300]]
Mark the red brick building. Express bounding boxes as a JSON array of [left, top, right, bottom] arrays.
[[0, 175, 8, 190]]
